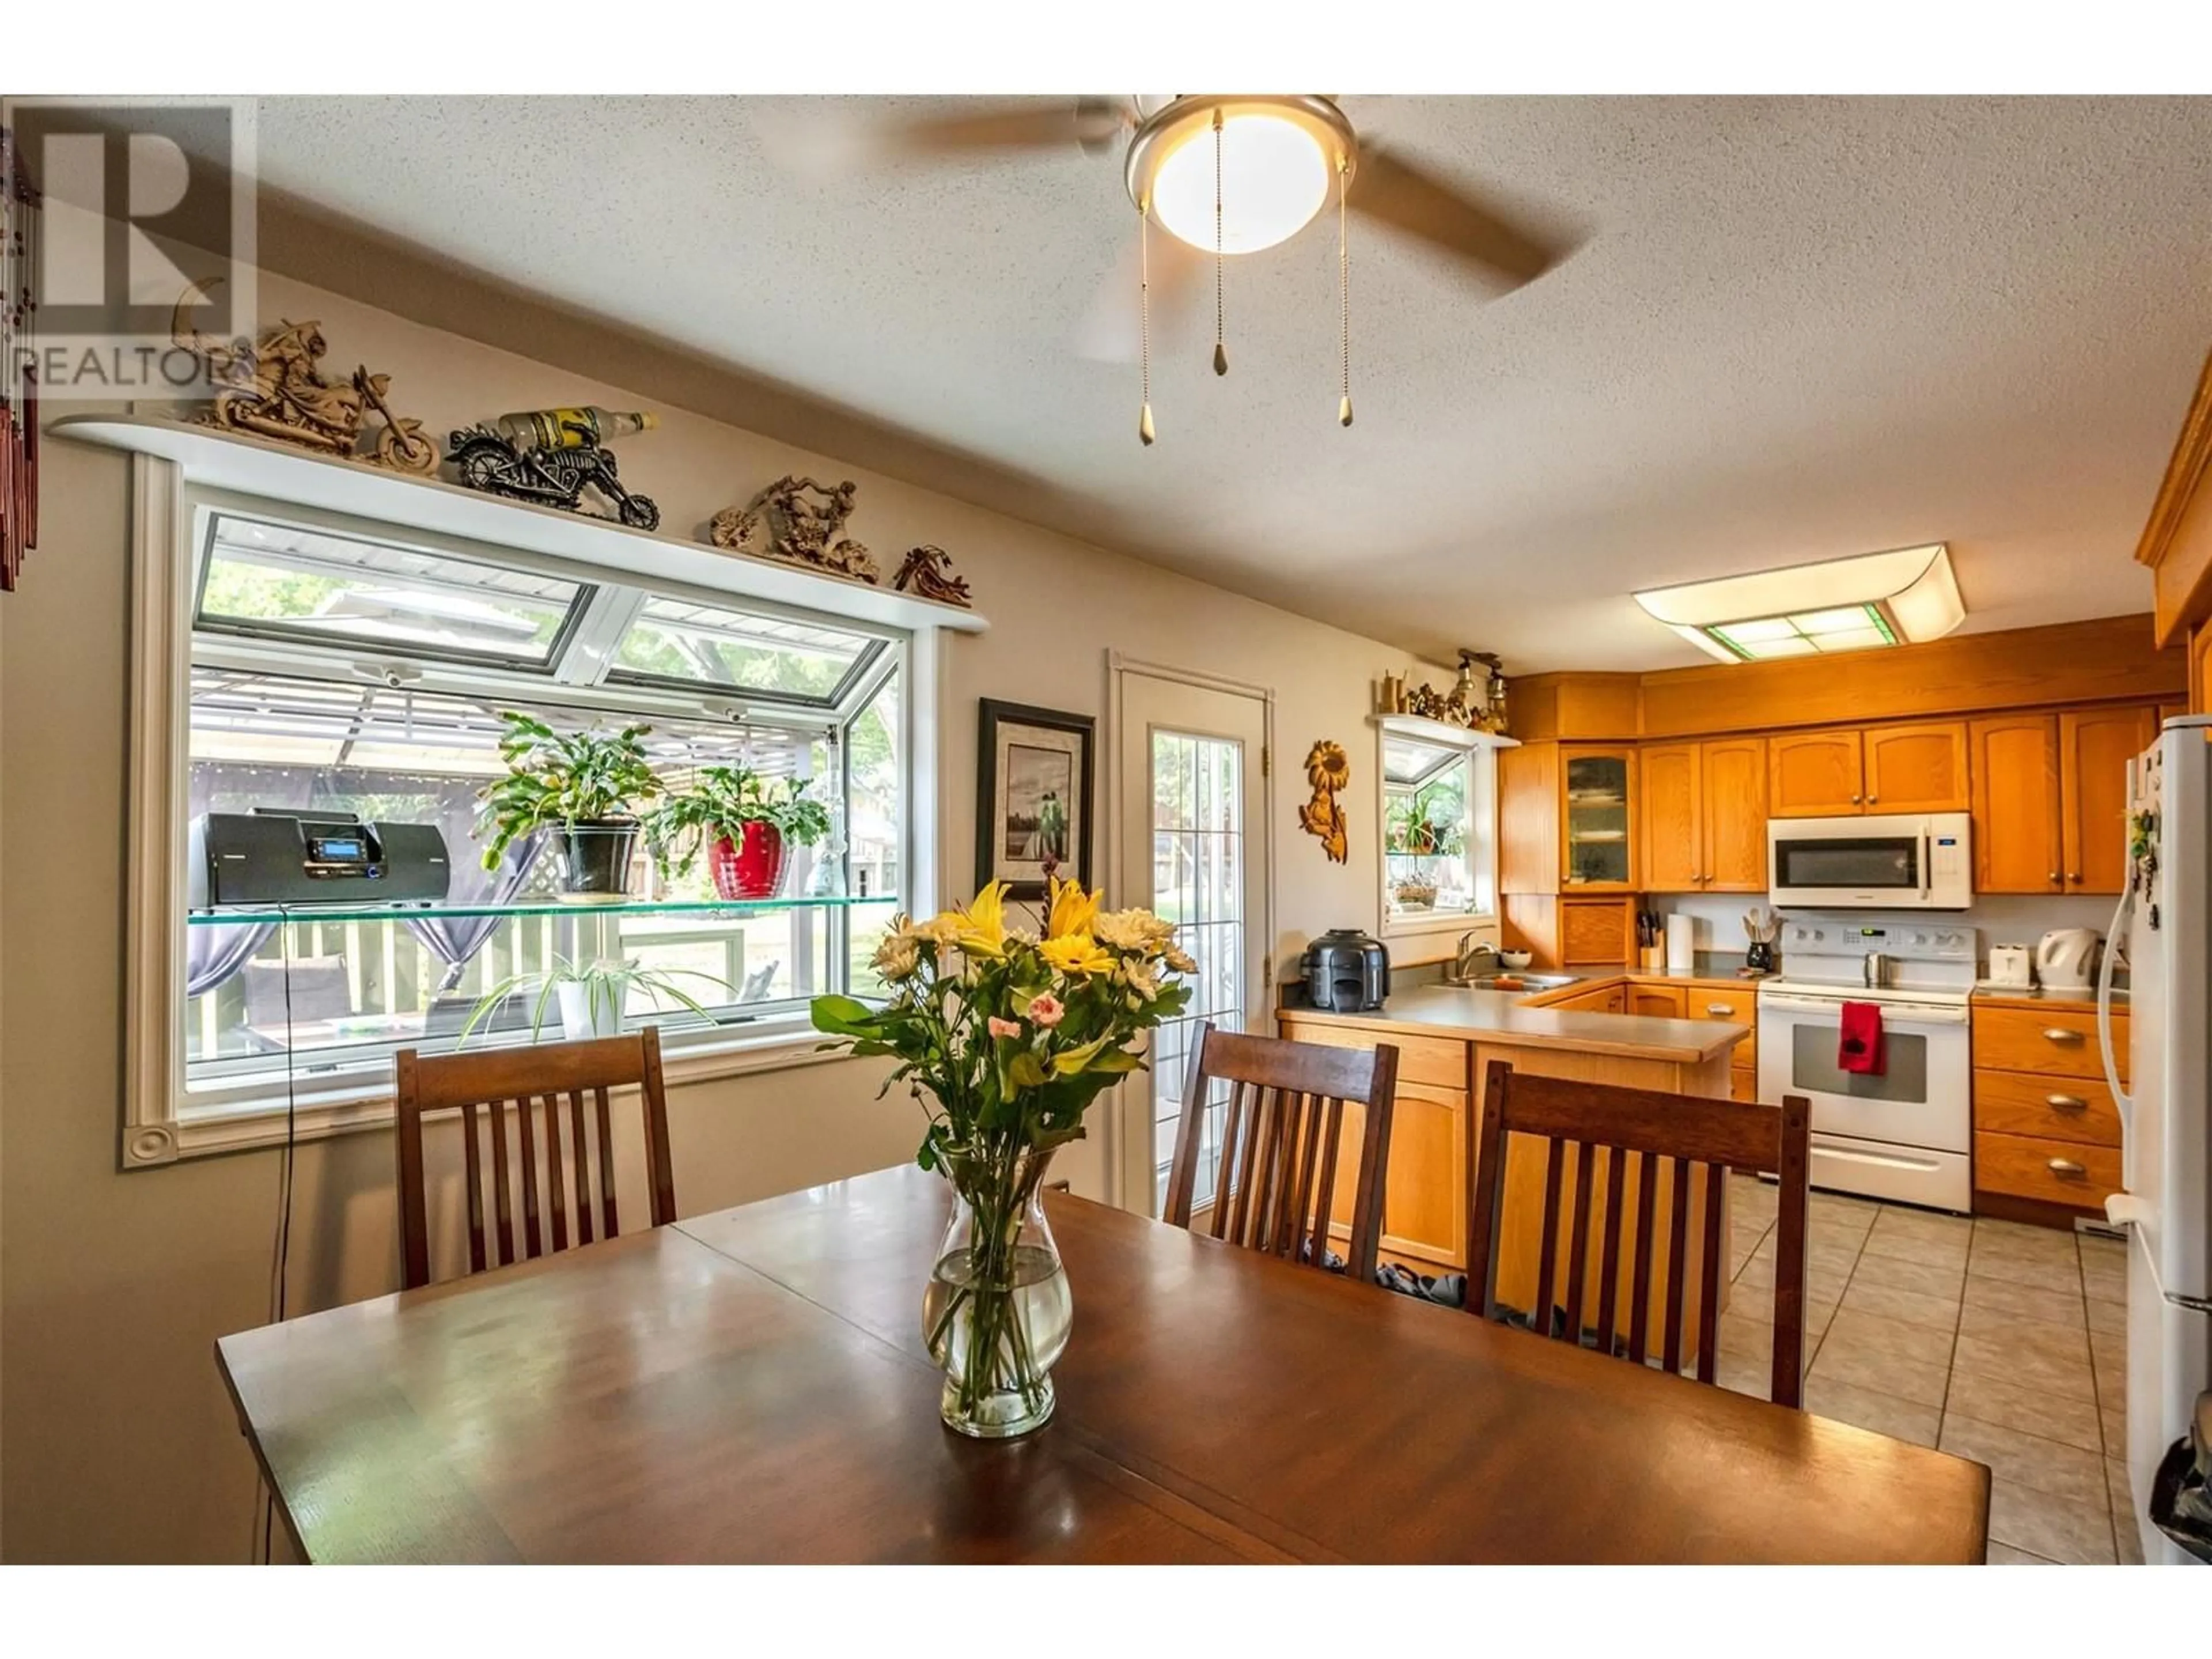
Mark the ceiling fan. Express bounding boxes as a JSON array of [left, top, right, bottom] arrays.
[[861, 94, 1577, 441]]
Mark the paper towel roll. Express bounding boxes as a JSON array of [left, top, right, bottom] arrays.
[[1665, 914, 1695, 975]]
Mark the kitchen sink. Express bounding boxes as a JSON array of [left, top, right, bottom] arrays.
[[1454, 972, 1581, 992]]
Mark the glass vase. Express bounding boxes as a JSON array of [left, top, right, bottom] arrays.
[[922, 1145, 1071, 1439]]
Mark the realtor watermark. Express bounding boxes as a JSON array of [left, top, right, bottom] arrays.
[[3, 96, 256, 400]]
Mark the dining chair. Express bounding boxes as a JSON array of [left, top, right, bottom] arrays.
[[1162, 1023, 1399, 1283], [395, 1028, 677, 1290], [1466, 1061, 1812, 1408]]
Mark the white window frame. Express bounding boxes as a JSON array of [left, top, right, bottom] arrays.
[[121, 454, 956, 1167], [1370, 713, 1514, 951]]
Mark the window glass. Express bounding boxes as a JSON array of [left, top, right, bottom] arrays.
[[611, 594, 885, 705], [1382, 739, 1489, 921], [196, 513, 584, 665], [842, 669, 904, 998]]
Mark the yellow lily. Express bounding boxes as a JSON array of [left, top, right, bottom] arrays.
[[1039, 932, 1117, 975], [1045, 876, 1102, 941], [933, 881, 1010, 958]]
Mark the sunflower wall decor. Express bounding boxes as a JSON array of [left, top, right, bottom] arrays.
[[1298, 740, 1350, 864]]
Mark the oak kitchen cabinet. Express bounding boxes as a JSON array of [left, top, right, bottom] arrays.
[[1637, 737, 1768, 892], [1968, 704, 2156, 894], [1768, 722, 1969, 818]]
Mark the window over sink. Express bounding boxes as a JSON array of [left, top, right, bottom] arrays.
[[1374, 714, 1507, 943]]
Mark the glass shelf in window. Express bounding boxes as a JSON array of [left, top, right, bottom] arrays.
[[187, 893, 900, 926]]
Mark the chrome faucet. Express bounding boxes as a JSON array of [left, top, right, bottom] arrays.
[[1450, 931, 1500, 986]]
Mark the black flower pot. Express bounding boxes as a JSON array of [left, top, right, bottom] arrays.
[[554, 819, 641, 903]]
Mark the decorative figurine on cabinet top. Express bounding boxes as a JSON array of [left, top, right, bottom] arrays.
[[171, 290, 439, 475], [1298, 740, 1351, 864], [446, 406, 662, 529], [711, 476, 879, 585], [892, 544, 974, 608]]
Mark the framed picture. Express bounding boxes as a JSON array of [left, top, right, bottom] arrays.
[[976, 699, 1094, 900]]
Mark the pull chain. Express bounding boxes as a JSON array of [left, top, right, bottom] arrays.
[[1211, 107, 1228, 376], [1338, 152, 1353, 427], [1138, 201, 1156, 446]]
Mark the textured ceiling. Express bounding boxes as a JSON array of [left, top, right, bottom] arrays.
[[234, 96, 2212, 671]]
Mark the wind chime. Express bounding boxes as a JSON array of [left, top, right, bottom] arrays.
[[1131, 106, 1354, 447], [0, 122, 40, 591]]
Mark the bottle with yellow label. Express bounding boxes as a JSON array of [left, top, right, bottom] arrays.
[[490, 407, 657, 452]]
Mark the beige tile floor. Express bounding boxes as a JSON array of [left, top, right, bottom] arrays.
[[1715, 1173, 2142, 1566]]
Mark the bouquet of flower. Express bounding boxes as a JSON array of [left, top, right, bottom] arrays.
[[811, 877, 1192, 1435]]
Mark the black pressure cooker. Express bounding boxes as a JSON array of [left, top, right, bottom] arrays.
[[1300, 928, 1391, 1013]]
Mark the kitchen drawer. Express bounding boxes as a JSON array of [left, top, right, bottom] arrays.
[[1277, 1018, 1469, 1092], [1974, 1130, 2122, 1209], [1972, 1067, 2123, 1148], [1687, 986, 1758, 1025], [1971, 1005, 2124, 1084]]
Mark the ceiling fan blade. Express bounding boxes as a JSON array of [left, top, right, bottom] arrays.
[[1350, 146, 1570, 289], [882, 97, 1131, 160], [1073, 228, 1203, 363]]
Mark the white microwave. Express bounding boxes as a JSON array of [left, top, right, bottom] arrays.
[[1767, 812, 1974, 910]]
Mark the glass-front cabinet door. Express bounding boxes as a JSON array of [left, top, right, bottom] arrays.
[[1561, 747, 1636, 889]]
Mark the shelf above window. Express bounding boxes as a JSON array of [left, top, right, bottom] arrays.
[[55, 414, 987, 637], [186, 893, 899, 926]]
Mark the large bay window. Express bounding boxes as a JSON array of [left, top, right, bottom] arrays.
[[109, 440, 965, 1165], [1374, 714, 1507, 949]]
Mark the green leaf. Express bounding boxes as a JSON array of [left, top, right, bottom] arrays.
[[1007, 1050, 1048, 1090], [810, 994, 878, 1035]]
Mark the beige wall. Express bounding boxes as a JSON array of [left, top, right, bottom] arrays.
[[0, 268, 1461, 1562]]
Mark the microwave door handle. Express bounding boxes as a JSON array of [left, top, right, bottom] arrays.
[[1918, 827, 1931, 901]]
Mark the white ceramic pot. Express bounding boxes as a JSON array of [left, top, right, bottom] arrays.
[[556, 980, 624, 1041]]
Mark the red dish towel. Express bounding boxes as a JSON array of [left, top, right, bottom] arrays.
[[1838, 1001, 1887, 1076]]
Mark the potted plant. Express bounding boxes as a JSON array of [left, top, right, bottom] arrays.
[[478, 711, 661, 902], [1385, 783, 1467, 911], [811, 878, 1191, 1439], [460, 956, 729, 1044], [646, 766, 832, 900]]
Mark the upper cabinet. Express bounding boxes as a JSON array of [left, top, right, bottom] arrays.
[[2060, 706, 2158, 893], [1768, 729, 1865, 817], [1498, 742, 1638, 895], [1966, 705, 2154, 894], [1638, 737, 1768, 892], [1768, 721, 1967, 817]]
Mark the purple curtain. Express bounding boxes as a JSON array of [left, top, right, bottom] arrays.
[[186, 762, 310, 999], [404, 787, 543, 991]]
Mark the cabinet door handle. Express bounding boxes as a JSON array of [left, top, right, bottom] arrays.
[[1850, 794, 1863, 805], [1706, 1003, 1734, 1016], [2048, 872, 2061, 884], [2046, 1093, 2088, 1111], [2043, 1028, 2084, 1043], [2067, 872, 2082, 882], [1867, 796, 1878, 805], [2047, 1157, 2087, 1177]]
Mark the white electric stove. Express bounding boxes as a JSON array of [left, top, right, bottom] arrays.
[[1757, 916, 1979, 1212]]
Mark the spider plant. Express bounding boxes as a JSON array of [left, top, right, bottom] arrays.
[[476, 711, 662, 871], [459, 956, 730, 1044]]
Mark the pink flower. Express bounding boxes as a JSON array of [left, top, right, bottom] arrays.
[[1027, 993, 1065, 1028], [987, 1016, 1022, 1040]]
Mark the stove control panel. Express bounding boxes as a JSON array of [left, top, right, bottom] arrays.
[[1781, 916, 1980, 964]]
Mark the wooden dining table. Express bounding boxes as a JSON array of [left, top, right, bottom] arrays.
[[217, 1164, 1991, 1563]]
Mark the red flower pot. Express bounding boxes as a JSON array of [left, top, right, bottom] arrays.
[[709, 822, 787, 900]]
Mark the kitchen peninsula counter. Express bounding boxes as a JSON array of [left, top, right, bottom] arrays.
[[1283, 983, 1746, 1066]]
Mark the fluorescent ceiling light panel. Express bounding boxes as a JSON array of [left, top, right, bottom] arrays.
[[1634, 544, 1963, 665]]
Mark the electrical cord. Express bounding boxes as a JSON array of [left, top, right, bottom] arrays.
[[255, 903, 301, 1564]]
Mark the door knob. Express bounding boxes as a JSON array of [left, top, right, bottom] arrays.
[[1850, 794, 1862, 804], [2048, 872, 2061, 884], [2067, 872, 2082, 882], [1867, 796, 1878, 805]]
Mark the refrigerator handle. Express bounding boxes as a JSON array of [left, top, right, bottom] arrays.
[[2098, 883, 2134, 1171]]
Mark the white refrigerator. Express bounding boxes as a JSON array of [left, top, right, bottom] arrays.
[[2098, 716, 2212, 1566]]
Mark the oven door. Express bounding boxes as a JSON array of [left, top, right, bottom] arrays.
[[1768, 816, 1936, 907], [1758, 992, 1974, 1208]]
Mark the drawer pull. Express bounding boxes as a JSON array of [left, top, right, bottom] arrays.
[[2042, 1028, 2084, 1044], [2046, 1093, 2087, 1111], [1706, 1003, 1734, 1016], [2047, 1157, 2087, 1177]]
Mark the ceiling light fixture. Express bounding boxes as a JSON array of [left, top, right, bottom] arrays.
[[1123, 96, 1359, 444], [1633, 544, 1967, 664]]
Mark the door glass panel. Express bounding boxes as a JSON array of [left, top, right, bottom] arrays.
[[1149, 729, 1245, 1213], [1563, 753, 1630, 885], [1789, 1025, 1930, 1104], [1775, 836, 1919, 890]]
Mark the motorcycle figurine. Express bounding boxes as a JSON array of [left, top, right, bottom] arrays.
[[446, 421, 661, 531]]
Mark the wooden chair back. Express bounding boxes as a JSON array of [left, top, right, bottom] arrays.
[[1467, 1062, 1812, 1408], [1162, 1024, 1399, 1283], [395, 1028, 677, 1290]]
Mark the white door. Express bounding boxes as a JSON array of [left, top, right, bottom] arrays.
[[1112, 668, 1270, 1216]]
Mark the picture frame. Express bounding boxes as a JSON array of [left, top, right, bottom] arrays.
[[976, 699, 1094, 901]]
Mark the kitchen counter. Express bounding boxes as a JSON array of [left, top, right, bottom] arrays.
[[1971, 984, 2126, 1013], [1286, 983, 1747, 1065]]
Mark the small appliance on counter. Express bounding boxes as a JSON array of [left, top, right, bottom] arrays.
[[1984, 942, 2035, 988], [1300, 928, 1390, 1012], [1743, 906, 1780, 975], [2036, 927, 2100, 993], [189, 809, 452, 908]]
